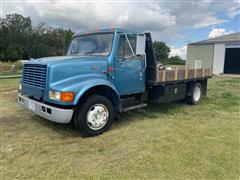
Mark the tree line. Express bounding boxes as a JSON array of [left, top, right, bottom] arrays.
[[0, 13, 184, 65], [152, 41, 185, 65], [0, 14, 74, 61]]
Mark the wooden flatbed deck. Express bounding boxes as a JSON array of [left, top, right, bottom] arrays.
[[148, 67, 212, 85]]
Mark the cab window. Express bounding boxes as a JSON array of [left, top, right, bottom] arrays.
[[117, 35, 136, 59]]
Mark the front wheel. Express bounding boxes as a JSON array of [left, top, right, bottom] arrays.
[[186, 82, 202, 105], [73, 95, 114, 136]]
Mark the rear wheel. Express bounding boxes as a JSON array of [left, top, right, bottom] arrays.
[[186, 82, 202, 105], [73, 95, 114, 136]]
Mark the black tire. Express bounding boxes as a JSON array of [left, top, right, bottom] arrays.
[[73, 95, 114, 136], [186, 82, 202, 105]]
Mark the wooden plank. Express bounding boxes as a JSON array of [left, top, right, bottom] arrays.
[[152, 67, 212, 85], [162, 70, 166, 82], [178, 70, 185, 80], [0, 75, 22, 79], [202, 69, 205, 77], [185, 67, 188, 79], [196, 69, 202, 77], [174, 69, 178, 80], [157, 71, 162, 82], [205, 68, 210, 76]]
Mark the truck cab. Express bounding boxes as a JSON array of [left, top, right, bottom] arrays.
[[18, 28, 211, 136]]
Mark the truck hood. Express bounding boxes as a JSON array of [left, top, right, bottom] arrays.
[[24, 55, 109, 85], [28, 55, 107, 65], [42, 56, 109, 85]]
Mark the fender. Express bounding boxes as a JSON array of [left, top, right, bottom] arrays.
[[48, 73, 121, 108]]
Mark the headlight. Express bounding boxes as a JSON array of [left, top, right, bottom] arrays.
[[49, 90, 74, 102], [49, 90, 61, 101]]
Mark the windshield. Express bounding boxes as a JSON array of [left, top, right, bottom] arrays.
[[67, 33, 114, 56]]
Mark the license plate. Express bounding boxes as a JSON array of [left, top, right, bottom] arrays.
[[28, 101, 35, 111]]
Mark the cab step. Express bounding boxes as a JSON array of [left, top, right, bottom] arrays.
[[121, 97, 139, 108], [122, 103, 147, 112]]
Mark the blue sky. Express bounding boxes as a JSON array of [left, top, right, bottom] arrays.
[[172, 12, 239, 48], [2, 0, 240, 58]]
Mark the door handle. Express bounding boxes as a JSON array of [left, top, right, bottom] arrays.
[[103, 71, 114, 80]]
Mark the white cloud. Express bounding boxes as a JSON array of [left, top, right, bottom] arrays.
[[1, 0, 237, 45], [208, 28, 234, 38], [2, 1, 176, 31], [193, 16, 228, 28], [227, 6, 240, 18], [170, 46, 187, 59]]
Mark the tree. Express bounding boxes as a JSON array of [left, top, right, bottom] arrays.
[[152, 41, 170, 62], [0, 14, 32, 61], [0, 14, 74, 61], [168, 56, 185, 65], [169, 56, 183, 62], [0, 13, 32, 32]]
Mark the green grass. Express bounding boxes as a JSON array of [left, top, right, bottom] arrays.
[[0, 72, 22, 77], [0, 77, 239, 179], [0, 61, 22, 66], [0, 61, 22, 77]]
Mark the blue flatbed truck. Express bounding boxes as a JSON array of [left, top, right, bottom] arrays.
[[18, 28, 212, 136]]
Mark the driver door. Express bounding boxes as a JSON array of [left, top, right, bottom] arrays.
[[114, 34, 145, 95]]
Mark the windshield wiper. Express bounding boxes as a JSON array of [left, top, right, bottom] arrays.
[[70, 52, 79, 54], [84, 51, 95, 55]]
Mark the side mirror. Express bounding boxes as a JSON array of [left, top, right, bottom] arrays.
[[136, 34, 146, 55]]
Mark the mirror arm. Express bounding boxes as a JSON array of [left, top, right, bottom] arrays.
[[125, 34, 135, 56], [143, 54, 147, 71]]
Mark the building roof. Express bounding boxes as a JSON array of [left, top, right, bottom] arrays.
[[189, 32, 240, 45]]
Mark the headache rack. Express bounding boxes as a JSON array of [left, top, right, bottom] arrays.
[[22, 64, 47, 89]]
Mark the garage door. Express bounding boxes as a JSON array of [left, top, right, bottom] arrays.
[[224, 48, 240, 74]]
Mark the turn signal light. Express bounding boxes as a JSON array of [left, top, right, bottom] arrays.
[[60, 92, 74, 102]]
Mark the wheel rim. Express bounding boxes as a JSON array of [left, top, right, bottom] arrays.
[[193, 86, 201, 102], [86, 104, 109, 130]]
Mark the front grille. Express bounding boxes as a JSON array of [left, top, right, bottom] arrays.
[[22, 64, 47, 89]]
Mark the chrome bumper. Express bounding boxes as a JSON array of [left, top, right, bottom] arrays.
[[18, 94, 73, 124]]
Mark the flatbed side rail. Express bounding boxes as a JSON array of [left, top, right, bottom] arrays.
[[148, 67, 212, 85]]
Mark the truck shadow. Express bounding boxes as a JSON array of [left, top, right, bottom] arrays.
[[33, 100, 199, 137], [112, 101, 187, 130], [33, 116, 82, 137]]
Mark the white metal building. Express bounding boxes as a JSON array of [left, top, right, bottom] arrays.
[[186, 33, 240, 74]]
